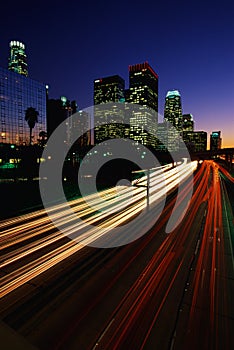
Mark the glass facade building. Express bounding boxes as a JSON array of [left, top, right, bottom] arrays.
[[0, 66, 47, 145], [8, 41, 28, 77]]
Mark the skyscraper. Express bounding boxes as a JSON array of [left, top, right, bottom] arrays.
[[126, 62, 158, 148], [8, 40, 28, 77], [182, 114, 194, 132], [183, 131, 207, 152], [181, 114, 194, 151], [163, 90, 183, 151], [156, 120, 178, 153], [0, 67, 46, 145], [127, 62, 158, 112], [157, 121, 170, 151], [94, 75, 125, 105], [210, 131, 222, 151], [94, 75, 125, 144], [164, 90, 183, 131]]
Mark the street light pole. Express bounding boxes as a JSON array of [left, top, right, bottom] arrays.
[[146, 169, 150, 210], [132, 168, 150, 211]]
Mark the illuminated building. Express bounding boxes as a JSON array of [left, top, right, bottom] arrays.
[[127, 62, 158, 112], [182, 114, 194, 132], [127, 105, 158, 147], [94, 75, 125, 143], [94, 75, 125, 105], [183, 131, 207, 152], [181, 114, 194, 151], [65, 108, 92, 170], [156, 120, 181, 152], [157, 121, 170, 151], [47, 97, 91, 149], [8, 40, 28, 77], [164, 90, 183, 131], [75, 110, 91, 147], [93, 63, 158, 147], [210, 131, 221, 151], [126, 62, 158, 147], [0, 66, 46, 145], [164, 90, 183, 151]]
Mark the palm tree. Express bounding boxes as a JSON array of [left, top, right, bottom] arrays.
[[25, 107, 39, 145]]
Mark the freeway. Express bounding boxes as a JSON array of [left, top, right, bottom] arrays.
[[0, 160, 233, 349]]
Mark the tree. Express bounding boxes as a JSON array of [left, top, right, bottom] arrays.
[[25, 107, 39, 145]]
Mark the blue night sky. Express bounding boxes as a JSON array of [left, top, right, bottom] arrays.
[[1, 0, 233, 147]]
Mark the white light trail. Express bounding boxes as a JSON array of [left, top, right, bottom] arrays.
[[0, 161, 197, 297]]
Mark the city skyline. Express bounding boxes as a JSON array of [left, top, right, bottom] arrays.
[[0, 0, 233, 147], [0, 2, 233, 347]]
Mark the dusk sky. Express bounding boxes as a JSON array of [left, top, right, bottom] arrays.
[[1, 0, 233, 147]]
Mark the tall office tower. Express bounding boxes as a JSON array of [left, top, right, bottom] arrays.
[[94, 75, 125, 105], [164, 90, 183, 131], [127, 62, 158, 112], [8, 40, 28, 77], [210, 131, 222, 151], [182, 114, 194, 151], [182, 114, 194, 132], [126, 62, 158, 147], [156, 120, 180, 153], [164, 90, 183, 151], [157, 121, 170, 151], [74, 110, 91, 148], [0, 67, 46, 145], [94, 75, 125, 144], [183, 131, 207, 152]]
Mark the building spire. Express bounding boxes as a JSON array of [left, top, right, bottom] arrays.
[[8, 40, 28, 77]]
